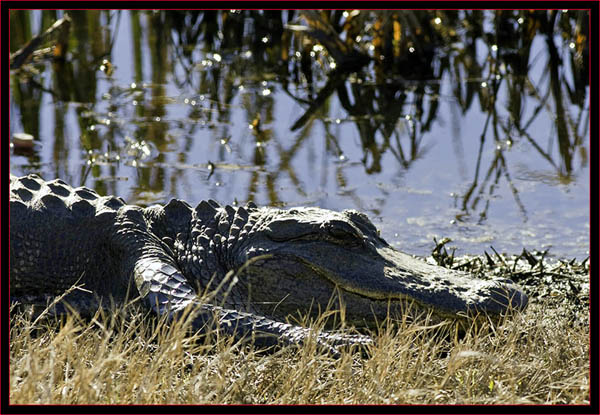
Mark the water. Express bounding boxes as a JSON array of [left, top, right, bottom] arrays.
[[9, 10, 589, 259]]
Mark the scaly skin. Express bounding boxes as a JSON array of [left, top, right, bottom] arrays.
[[9, 174, 528, 354]]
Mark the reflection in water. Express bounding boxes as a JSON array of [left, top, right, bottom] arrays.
[[9, 10, 589, 257]]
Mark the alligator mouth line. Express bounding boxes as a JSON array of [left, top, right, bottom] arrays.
[[250, 250, 524, 322], [246, 253, 471, 321], [330, 276, 524, 320]]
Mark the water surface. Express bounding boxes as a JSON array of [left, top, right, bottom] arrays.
[[9, 10, 589, 259]]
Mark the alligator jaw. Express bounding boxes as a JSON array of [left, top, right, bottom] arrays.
[[244, 242, 529, 325]]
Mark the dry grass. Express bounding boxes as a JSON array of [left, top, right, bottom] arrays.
[[9, 297, 589, 405]]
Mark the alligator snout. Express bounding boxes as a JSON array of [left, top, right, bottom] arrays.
[[309, 243, 530, 319], [376, 247, 529, 318]]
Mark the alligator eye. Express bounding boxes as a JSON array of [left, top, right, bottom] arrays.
[[325, 222, 363, 244], [328, 228, 357, 241]]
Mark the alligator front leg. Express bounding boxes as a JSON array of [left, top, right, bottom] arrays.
[[133, 256, 371, 355], [188, 303, 373, 356], [117, 207, 369, 355]]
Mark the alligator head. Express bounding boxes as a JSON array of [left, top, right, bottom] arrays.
[[229, 206, 528, 327]]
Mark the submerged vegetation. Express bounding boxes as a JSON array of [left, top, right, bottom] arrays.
[[11, 10, 588, 192]]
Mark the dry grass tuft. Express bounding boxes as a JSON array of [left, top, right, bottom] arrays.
[[9, 297, 589, 405]]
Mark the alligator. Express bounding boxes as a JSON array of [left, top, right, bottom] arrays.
[[9, 174, 528, 354]]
